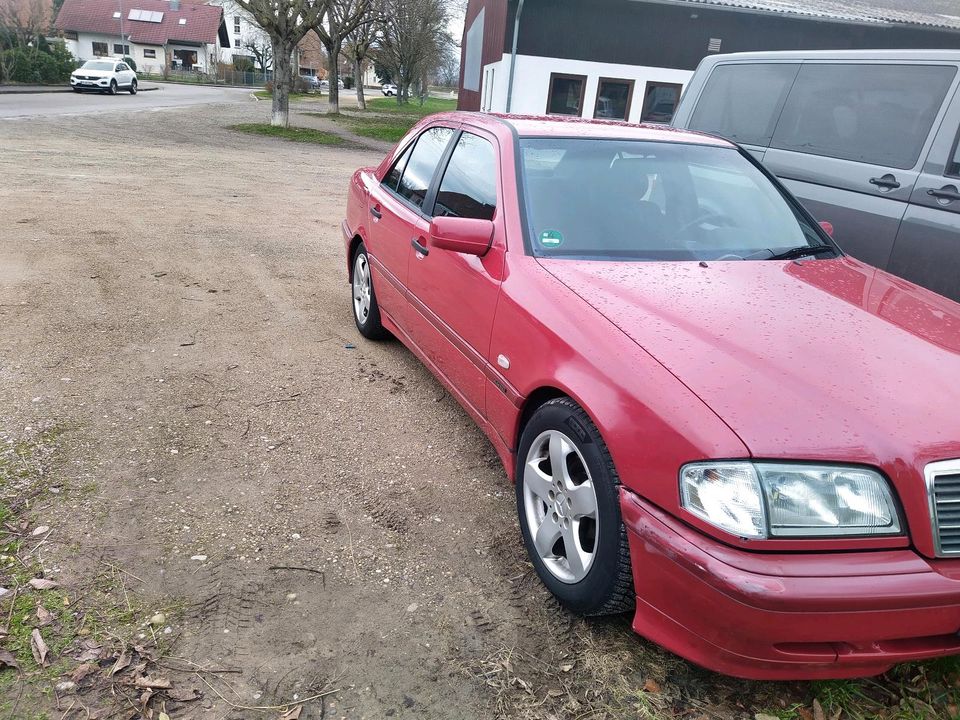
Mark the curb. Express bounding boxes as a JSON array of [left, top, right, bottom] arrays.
[[0, 85, 161, 94]]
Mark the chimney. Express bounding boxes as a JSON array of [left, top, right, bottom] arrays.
[[170, 0, 180, 10]]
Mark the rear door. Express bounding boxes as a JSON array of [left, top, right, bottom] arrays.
[[405, 128, 504, 417], [888, 81, 960, 301], [762, 62, 957, 270], [365, 125, 456, 327]]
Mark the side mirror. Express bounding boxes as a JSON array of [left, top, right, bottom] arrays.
[[819, 220, 834, 238], [429, 216, 494, 257]]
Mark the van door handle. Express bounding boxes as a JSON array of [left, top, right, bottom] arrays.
[[411, 237, 429, 256], [869, 174, 901, 190], [370, 205, 382, 219], [928, 186, 960, 202]]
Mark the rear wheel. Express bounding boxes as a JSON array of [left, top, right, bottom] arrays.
[[129, 79, 137, 95], [351, 243, 389, 340], [516, 397, 634, 616], [108, 80, 117, 95]]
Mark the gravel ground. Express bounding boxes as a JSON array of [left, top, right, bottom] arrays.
[[0, 100, 796, 719]]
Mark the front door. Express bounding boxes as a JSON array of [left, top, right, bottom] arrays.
[[405, 128, 505, 416]]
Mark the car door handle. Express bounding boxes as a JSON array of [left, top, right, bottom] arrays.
[[869, 174, 901, 190], [411, 237, 429, 256], [370, 205, 382, 219], [928, 186, 960, 202]]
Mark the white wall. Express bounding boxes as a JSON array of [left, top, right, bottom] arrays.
[[207, 0, 270, 67], [483, 53, 693, 124]]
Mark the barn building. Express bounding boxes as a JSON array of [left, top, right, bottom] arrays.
[[458, 0, 960, 124]]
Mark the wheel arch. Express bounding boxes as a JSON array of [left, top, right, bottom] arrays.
[[513, 383, 607, 464], [347, 234, 364, 281]]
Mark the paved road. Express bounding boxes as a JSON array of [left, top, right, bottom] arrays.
[[0, 82, 252, 119]]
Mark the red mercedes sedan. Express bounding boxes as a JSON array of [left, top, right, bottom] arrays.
[[341, 112, 960, 680]]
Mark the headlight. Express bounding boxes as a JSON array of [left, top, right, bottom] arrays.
[[680, 462, 901, 539]]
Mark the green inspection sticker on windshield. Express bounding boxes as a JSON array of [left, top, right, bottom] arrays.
[[540, 229, 563, 248]]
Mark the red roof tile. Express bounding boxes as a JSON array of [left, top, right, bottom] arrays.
[[55, 0, 227, 46]]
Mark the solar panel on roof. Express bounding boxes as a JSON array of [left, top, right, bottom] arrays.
[[128, 9, 162, 22]]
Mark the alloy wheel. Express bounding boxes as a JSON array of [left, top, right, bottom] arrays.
[[352, 253, 372, 326], [522, 429, 600, 583]]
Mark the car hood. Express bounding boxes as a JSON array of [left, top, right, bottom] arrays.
[[540, 256, 960, 468], [74, 69, 112, 77]]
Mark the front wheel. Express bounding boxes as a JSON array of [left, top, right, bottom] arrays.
[[129, 79, 137, 95], [108, 80, 117, 95], [516, 397, 635, 616], [351, 243, 389, 340]]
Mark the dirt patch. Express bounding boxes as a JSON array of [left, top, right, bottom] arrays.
[[2, 101, 948, 720]]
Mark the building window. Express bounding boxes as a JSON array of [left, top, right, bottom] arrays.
[[92, 41, 109, 56], [143, 48, 156, 58], [546, 73, 587, 116], [707, 38, 722, 53], [594, 78, 634, 121], [640, 82, 683, 123], [234, 16, 241, 34], [113, 43, 130, 55]]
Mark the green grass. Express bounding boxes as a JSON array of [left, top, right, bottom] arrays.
[[365, 96, 457, 115], [253, 90, 323, 101], [323, 114, 416, 143], [229, 123, 344, 145]]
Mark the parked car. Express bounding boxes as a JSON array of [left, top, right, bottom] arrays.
[[70, 58, 137, 95], [344, 111, 960, 680], [319, 78, 344, 90], [381, 83, 398, 96], [300, 74, 322, 90], [672, 50, 960, 302]]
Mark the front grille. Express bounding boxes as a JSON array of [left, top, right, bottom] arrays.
[[926, 462, 960, 556]]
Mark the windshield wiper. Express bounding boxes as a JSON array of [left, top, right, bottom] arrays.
[[767, 245, 837, 261]]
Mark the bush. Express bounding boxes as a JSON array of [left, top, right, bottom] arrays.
[[0, 41, 77, 84], [234, 56, 255, 72], [122, 55, 137, 71], [342, 75, 354, 89]]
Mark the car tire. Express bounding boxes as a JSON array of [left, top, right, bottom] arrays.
[[129, 79, 137, 95], [515, 397, 635, 616], [108, 80, 117, 95], [72, 87, 81, 93], [351, 243, 389, 340]]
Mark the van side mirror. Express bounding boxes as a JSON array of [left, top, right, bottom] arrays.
[[429, 216, 494, 257], [819, 220, 834, 238]]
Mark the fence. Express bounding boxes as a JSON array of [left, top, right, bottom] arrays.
[[138, 67, 273, 87]]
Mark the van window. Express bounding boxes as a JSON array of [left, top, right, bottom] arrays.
[[687, 63, 799, 146], [770, 64, 956, 170]]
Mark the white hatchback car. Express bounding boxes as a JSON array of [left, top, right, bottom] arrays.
[[70, 59, 138, 95]]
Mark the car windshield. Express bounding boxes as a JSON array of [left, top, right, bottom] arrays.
[[519, 138, 830, 261], [81, 61, 115, 71]]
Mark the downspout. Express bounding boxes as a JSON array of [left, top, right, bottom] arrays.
[[504, 0, 524, 113]]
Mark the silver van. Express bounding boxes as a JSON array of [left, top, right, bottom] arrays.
[[672, 50, 960, 301]]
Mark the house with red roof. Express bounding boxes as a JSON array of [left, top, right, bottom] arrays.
[[54, 0, 230, 75]]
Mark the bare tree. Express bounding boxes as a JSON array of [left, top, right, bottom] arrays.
[[243, 37, 273, 71], [0, 0, 52, 49], [313, 0, 371, 114], [374, 0, 451, 105], [232, 0, 327, 127], [344, 8, 377, 110]]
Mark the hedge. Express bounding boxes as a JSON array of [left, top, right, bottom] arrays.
[[0, 41, 77, 84]]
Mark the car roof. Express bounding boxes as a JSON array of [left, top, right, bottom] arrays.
[[427, 111, 733, 147]]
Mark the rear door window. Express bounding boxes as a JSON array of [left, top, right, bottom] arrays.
[[688, 63, 800, 146], [770, 63, 956, 170], [396, 127, 455, 210]]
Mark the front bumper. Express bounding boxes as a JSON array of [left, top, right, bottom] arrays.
[[71, 77, 109, 88], [621, 489, 960, 679]]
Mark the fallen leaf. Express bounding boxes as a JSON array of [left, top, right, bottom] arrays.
[[109, 650, 131, 676], [71, 663, 97, 683], [30, 628, 49, 666], [138, 689, 154, 707], [74, 639, 102, 663], [546, 689, 563, 698], [135, 675, 172, 689], [0, 648, 19, 671], [813, 699, 825, 720], [36, 605, 54, 626], [279, 707, 302, 720], [559, 663, 574, 673], [798, 709, 814, 720], [831, 710, 841, 720], [167, 687, 201, 702], [158, 713, 170, 720], [755, 714, 779, 720], [28, 578, 58, 591], [643, 678, 661, 693]]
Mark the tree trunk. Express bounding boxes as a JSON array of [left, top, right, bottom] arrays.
[[326, 40, 341, 114], [354, 56, 365, 110], [272, 41, 292, 127]]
